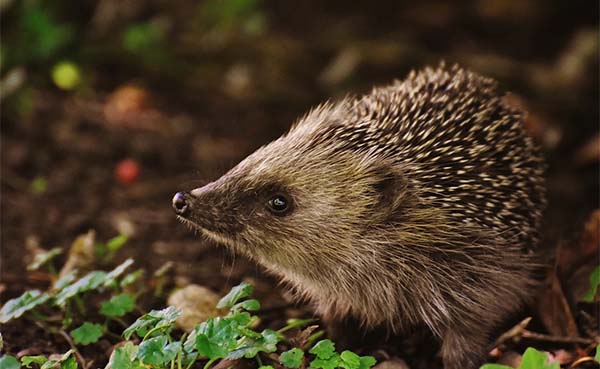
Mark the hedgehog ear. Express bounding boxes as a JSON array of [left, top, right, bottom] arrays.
[[370, 165, 408, 219]]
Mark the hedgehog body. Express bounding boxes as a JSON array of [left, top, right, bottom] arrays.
[[173, 65, 546, 369]]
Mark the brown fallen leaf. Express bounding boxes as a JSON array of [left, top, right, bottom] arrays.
[[579, 209, 600, 260], [58, 230, 96, 280], [103, 85, 163, 130], [536, 266, 579, 337]]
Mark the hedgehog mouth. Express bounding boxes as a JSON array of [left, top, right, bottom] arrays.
[[176, 215, 238, 249]]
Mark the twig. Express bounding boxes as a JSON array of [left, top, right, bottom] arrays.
[[58, 329, 87, 369], [31, 318, 89, 367], [569, 356, 597, 368], [521, 329, 596, 345], [491, 316, 532, 348]]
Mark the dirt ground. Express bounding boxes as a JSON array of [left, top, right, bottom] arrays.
[[1, 1, 599, 368]]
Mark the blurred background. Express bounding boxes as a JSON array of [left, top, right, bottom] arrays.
[[1, 0, 598, 366]]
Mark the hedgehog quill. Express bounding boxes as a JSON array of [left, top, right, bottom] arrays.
[[172, 65, 546, 369]]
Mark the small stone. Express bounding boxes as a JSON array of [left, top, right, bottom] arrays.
[[167, 284, 223, 331], [497, 351, 522, 367], [372, 359, 410, 369]]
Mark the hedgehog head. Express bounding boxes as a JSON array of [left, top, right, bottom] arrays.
[[173, 101, 410, 285]]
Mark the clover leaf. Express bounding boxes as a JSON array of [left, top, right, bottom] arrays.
[[0, 290, 50, 323], [100, 293, 135, 317], [217, 282, 253, 309], [123, 306, 181, 339], [281, 348, 304, 368], [136, 336, 181, 366], [70, 322, 104, 345]]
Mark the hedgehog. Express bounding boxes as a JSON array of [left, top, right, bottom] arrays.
[[172, 64, 546, 369]]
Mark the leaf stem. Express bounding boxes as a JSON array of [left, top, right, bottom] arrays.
[[57, 329, 87, 369], [204, 357, 218, 369], [142, 325, 165, 340]]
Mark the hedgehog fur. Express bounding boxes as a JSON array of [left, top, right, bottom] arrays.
[[174, 64, 546, 369]]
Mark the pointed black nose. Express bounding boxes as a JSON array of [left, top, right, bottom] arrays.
[[172, 192, 189, 216]]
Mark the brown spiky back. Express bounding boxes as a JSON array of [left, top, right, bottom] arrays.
[[302, 64, 545, 249]]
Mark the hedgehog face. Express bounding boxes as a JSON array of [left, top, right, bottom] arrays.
[[173, 128, 408, 282]]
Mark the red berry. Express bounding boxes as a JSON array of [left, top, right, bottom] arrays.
[[115, 159, 140, 184]]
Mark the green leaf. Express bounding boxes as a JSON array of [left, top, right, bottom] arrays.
[[309, 339, 336, 359], [53, 271, 77, 290], [106, 235, 128, 252], [136, 336, 181, 366], [229, 311, 252, 327], [519, 348, 559, 369], [123, 306, 181, 340], [583, 266, 600, 302], [27, 247, 62, 271], [595, 343, 600, 363], [310, 354, 340, 369], [480, 365, 512, 369], [196, 334, 229, 360], [120, 269, 144, 287], [280, 348, 304, 368], [0, 356, 20, 369], [31, 176, 48, 195], [51, 62, 81, 90], [279, 318, 316, 333], [180, 350, 199, 367], [70, 322, 103, 345], [40, 350, 74, 369], [100, 293, 135, 317], [55, 271, 108, 306], [108, 342, 145, 369], [232, 298, 260, 312], [59, 356, 77, 369], [226, 329, 280, 360], [21, 355, 48, 367], [123, 22, 164, 55], [259, 366, 275, 369], [0, 290, 50, 323], [104, 258, 134, 287], [358, 356, 376, 369], [21, 4, 73, 61], [195, 317, 240, 359], [217, 282, 253, 309], [340, 351, 360, 369]]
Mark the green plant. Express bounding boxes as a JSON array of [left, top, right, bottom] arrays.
[[51, 61, 81, 90], [3, 350, 76, 369], [0, 235, 137, 368], [111, 281, 376, 369], [480, 347, 559, 369], [0, 255, 136, 329], [583, 266, 600, 302], [198, 0, 267, 38], [0, 232, 374, 369]]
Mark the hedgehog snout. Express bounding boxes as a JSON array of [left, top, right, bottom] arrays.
[[172, 191, 191, 216]]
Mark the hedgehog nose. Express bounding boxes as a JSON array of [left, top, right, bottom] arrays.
[[172, 192, 189, 216]]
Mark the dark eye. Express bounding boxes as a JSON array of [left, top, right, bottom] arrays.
[[267, 195, 290, 215]]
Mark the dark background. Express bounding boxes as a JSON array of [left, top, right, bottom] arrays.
[[1, 0, 598, 366]]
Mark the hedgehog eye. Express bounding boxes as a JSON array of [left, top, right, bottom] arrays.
[[267, 195, 290, 215]]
